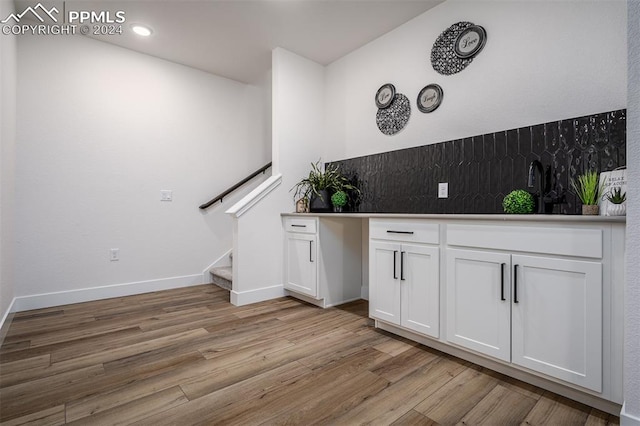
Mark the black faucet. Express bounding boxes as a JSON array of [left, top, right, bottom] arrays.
[[528, 160, 545, 214]]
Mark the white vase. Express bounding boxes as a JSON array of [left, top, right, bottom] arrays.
[[607, 203, 626, 216]]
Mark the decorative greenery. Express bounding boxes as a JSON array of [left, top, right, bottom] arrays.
[[606, 187, 626, 204], [291, 160, 360, 203], [571, 170, 603, 206], [502, 190, 535, 214], [331, 190, 348, 207]]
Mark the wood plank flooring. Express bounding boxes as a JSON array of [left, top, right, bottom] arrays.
[[0, 285, 620, 425]]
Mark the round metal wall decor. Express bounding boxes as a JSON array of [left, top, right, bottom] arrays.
[[376, 93, 411, 136], [431, 21, 485, 75], [454, 25, 487, 59], [417, 84, 443, 113], [375, 83, 396, 109]]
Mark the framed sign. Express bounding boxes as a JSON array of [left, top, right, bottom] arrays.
[[375, 83, 396, 109], [454, 25, 487, 59], [417, 84, 443, 113]]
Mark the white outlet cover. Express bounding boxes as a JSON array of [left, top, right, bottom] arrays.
[[438, 182, 448, 198], [161, 190, 173, 201]]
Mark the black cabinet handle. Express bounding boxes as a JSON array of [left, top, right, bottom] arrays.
[[291, 224, 307, 228], [309, 241, 313, 263], [514, 264, 519, 303], [393, 251, 398, 279], [500, 263, 506, 301], [386, 230, 414, 235], [400, 251, 406, 281]]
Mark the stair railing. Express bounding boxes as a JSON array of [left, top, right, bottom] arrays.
[[199, 162, 272, 210]]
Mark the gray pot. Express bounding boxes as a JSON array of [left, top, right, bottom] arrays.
[[310, 190, 331, 212], [582, 205, 599, 215]]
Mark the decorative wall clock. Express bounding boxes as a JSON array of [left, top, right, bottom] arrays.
[[376, 93, 411, 136], [417, 84, 443, 113]]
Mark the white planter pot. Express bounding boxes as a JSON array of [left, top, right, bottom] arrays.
[[607, 203, 626, 216]]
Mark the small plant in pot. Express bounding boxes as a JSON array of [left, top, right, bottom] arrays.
[[605, 187, 626, 216], [331, 190, 348, 213], [503, 190, 535, 214], [571, 170, 603, 215], [291, 160, 359, 213]]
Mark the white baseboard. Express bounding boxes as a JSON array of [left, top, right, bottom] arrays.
[[0, 298, 17, 347], [230, 284, 285, 306], [621, 403, 640, 426], [12, 274, 205, 312]]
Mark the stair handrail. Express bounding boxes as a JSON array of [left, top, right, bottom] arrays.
[[199, 162, 272, 210]]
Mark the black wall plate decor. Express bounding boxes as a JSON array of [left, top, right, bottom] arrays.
[[376, 93, 411, 136], [417, 84, 444, 113], [454, 25, 487, 59], [431, 21, 486, 75], [375, 83, 396, 109]]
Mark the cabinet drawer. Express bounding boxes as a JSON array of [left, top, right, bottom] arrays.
[[370, 219, 439, 244], [284, 217, 317, 234], [447, 224, 603, 259]]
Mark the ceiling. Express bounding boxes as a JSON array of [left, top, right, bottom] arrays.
[[14, 0, 445, 84]]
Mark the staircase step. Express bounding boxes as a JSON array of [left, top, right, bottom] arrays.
[[210, 266, 232, 291]]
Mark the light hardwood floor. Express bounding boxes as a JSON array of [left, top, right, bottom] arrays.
[[0, 285, 620, 425]]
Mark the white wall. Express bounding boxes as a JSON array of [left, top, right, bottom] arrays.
[[230, 48, 326, 305], [624, 2, 640, 424], [325, 0, 627, 161], [0, 0, 17, 330], [14, 33, 269, 309]]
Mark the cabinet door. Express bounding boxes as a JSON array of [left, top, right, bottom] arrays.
[[369, 241, 401, 325], [511, 255, 602, 392], [446, 248, 511, 362], [401, 244, 440, 338], [284, 233, 318, 298]]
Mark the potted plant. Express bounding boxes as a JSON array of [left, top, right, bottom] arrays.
[[605, 187, 626, 216], [502, 190, 535, 214], [331, 190, 348, 213], [291, 160, 359, 213], [571, 170, 603, 215]]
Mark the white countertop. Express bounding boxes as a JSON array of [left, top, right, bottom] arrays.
[[281, 212, 626, 223]]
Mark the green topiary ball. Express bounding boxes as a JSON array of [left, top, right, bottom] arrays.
[[331, 190, 348, 207], [503, 190, 535, 214]]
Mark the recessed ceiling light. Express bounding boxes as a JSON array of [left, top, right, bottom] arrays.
[[131, 24, 152, 37]]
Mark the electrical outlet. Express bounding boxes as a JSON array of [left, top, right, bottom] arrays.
[[110, 248, 119, 261], [438, 182, 449, 198], [160, 190, 173, 201]]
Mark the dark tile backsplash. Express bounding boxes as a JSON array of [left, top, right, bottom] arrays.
[[329, 109, 626, 215]]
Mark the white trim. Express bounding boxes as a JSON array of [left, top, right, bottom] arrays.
[[0, 298, 17, 346], [226, 173, 282, 218], [230, 284, 286, 306], [201, 248, 233, 283], [622, 403, 640, 426], [12, 274, 205, 312]]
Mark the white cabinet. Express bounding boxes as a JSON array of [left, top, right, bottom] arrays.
[[511, 255, 602, 392], [283, 216, 361, 308], [446, 249, 511, 362], [446, 224, 604, 393], [369, 219, 440, 338], [284, 232, 317, 297]]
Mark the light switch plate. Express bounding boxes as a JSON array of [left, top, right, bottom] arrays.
[[438, 182, 448, 198], [160, 190, 173, 201]]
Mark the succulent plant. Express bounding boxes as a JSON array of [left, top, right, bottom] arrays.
[[606, 187, 626, 204], [503, 190, 535, 214]]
